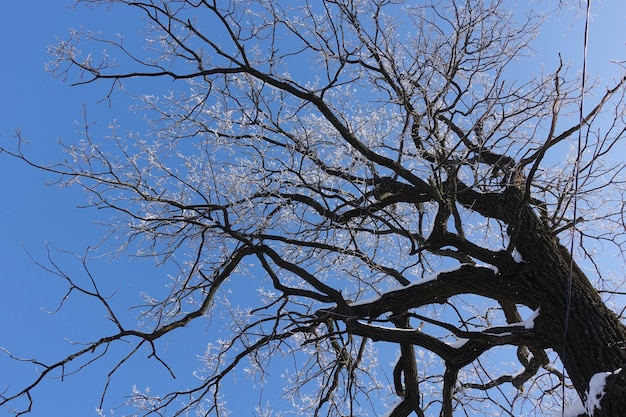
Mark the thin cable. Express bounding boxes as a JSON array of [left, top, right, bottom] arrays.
[[561, 1, 590, 415]]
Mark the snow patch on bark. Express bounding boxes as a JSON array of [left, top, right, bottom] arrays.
[[560, 368, 622, 416], [511, 247, 524, 263], [522, 308, 540, 329], [476, 263, 499, 274], [446, 337, 469, 348]]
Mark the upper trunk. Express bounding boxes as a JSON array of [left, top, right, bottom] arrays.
[[506, 189, 626, 414]]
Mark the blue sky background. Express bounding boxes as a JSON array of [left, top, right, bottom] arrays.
[[1, 1, 625, 416], [0, 3, 212, 416]]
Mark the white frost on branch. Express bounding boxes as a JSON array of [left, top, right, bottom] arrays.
[[479, 308, 539, 337], [409, 263, 467, 286], [381, 399, 404, 417], [348, 295, 382, 307]]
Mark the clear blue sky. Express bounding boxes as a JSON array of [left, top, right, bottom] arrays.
[[0, 3, 209, 416], [1, 1, 625, 416]]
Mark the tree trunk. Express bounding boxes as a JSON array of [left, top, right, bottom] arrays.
[[510, 192, 626, 414]]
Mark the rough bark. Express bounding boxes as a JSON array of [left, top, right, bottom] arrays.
[[485, 187, 626, 413]]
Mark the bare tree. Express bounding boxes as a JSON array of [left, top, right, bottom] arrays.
[[2, 0, 626, 416]]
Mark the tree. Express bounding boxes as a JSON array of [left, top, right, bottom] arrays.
[[2, 0, 626, 416]]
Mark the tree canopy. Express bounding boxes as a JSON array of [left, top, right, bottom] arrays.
[[2, 1, 626, 416]]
